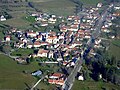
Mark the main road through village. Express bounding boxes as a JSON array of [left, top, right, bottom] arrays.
[[62, 4, 113, 90]]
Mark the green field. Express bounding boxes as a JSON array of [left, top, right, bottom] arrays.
[[0, 54, 39, 89], [0, 0, 105, 29], [1, 12, 31, 29], [72, 80, 120, 90], [80, 0, 105, 5], [108, 39, 120, 60], [11, 48, 33, 56], [32, 0, 76, 16], [0, 30, 4, 40], [112, 39, 120, 47], [0, 54, 60, 89]]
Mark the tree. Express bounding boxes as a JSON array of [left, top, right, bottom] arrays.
[[2, 45, 12, 54], [111, 56, 117, 66], [82, 64, 90, 80]]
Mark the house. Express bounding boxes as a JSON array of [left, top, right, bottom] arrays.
[[113, 12, 120, 17], [40, 21, 48, 26], [60, 26, 68, 32], [48, 31, 56, 36], [48, 17, 56, 24], [78, 30, 85, 35], [72, 41, 82, 47], [15, 58, 26, 63], [67, 15, 74, 21], [84, 34, 91, 39], [5, 35, 10, 41], [101, 27, 110, 33], [68, 24, 79, 32], [0, 15, 6, 21], [37, 35, 43, 41], [78, 75, 84, 81], [57, 57, 63, 61], [40, 42, 49, 46], [37, 49, 49, 57], [59, 34, 64, 39], [48, 51, 54, 58], [95, 39, 101, 45], [51, 14, 56, 18], [15, 41, 24, 48], [27, 31, 37, 37], [46, 36, 58, 44], [70, 58, 77, 66], [33, 41, 41, 48], [31, 13, 39, 16], [27, 43, 33, 48], [11, 28, 17, 33], [32, 70, 42, 76], [48, 73, 65, 85], [97, 3, 103, 8], [114, 6, 120, 10]]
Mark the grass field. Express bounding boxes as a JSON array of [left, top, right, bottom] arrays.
[[112, 39, 120, 47], [0, 0, 105, 29], [0, 30, 4, 40], [1, 12, 31, 29], [36, 81, 55, 90], [72, 80, 120, 90], [108, 39, 120, 60], [0, 54, 39, 89], [80, 0, 105, 5], [0, 54, 60, 89], [32, 0, 76, 16], [11, 48, 34, 56]]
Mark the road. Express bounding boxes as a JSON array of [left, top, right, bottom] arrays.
[[62, 5, 113, 90], [30, 76, 46, 90]]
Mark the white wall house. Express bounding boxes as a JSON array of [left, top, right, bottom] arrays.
[[0, 15, 6, 21]]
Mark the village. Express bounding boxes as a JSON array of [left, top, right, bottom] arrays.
[[0, 2, 120, 88]]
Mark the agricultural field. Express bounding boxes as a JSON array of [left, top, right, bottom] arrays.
[[0, 54, 38, 89], [11, 48, 34, 56], [31, 0, 76, 16], [0, 30, 4, 40], [0, 54, 59, 89], [0, 53, 61, 89], [72, 80, 120, 90], [79, 0, 105, 5], [108, 39, 120, 60], [1, 12, 31, 29]]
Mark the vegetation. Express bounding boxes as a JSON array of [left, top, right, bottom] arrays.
[[23, 16, 36, 23], [0, 30, 4, 40], [110, 17, 120, 38], [36, 81, 55, 90], [112, 39, 120, 47], [108, 40, 120, 60], [79, 0, 104, 5], [72, 80, 120, 90], [0, 54, 38, 89], [11, 48, 33, 56], [0, 54, 60, 89]]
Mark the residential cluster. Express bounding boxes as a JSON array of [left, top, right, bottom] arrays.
[[2, 2, 120, 86]]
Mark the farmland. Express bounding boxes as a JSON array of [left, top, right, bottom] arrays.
[[108, 39, 120, 60], [72, 80, 120, 90], [11, 48, 34, 56], [80, 0, 105, 5], [0, 54, 38, 89], [0, 54, 60, 89]]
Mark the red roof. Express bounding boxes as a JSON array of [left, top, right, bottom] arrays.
[[34, 41, 41, 45], [38, 49, 49, 54], [52, 73, 64, 78], [6, 35, 10, 38]]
